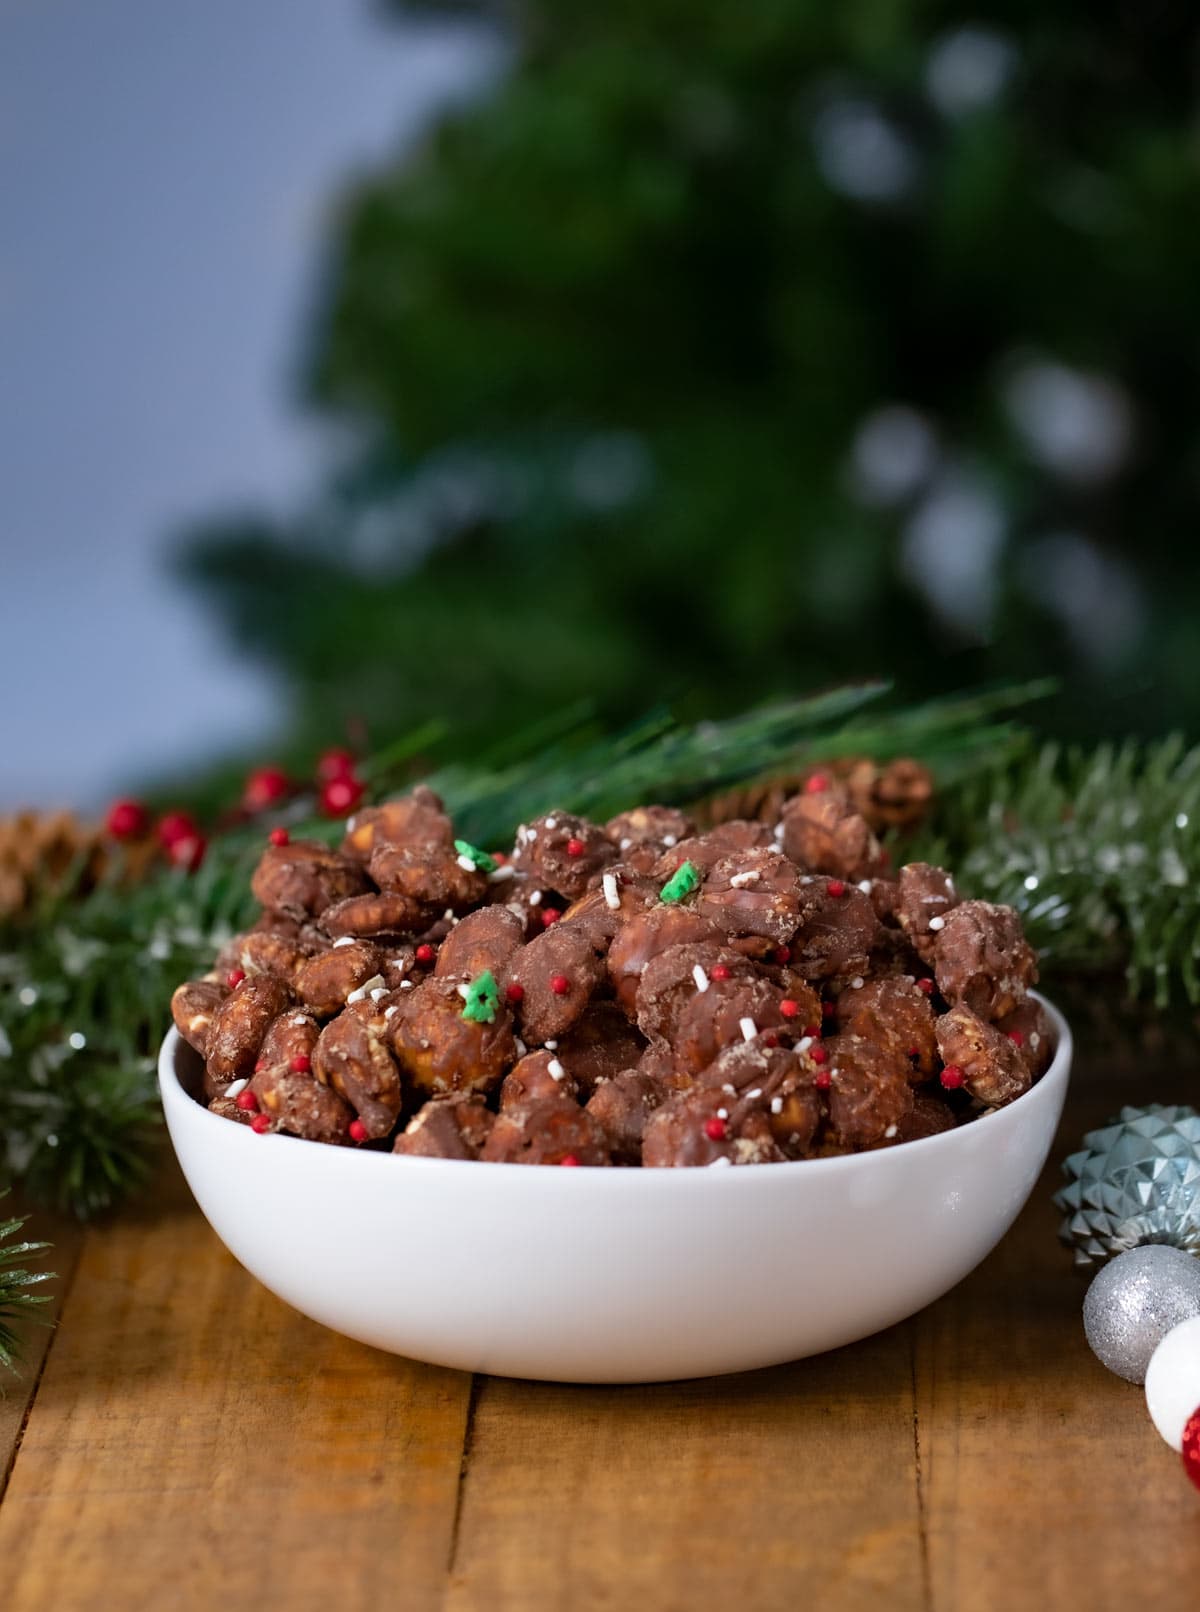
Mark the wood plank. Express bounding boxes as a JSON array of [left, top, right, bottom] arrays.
[[915, 1067, 1200, 1612], [0, 1201, 83, 1499], [0, 1160, 473, 1612], [446, 1329, 927, 1612]]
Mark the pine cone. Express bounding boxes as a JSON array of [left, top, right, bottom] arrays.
[[701, 756, 935, 835], [0, 811, 158, 918]]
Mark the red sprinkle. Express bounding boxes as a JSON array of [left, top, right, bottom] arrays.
[[908, 1046, 921, 1059], [348, 1119, 368, 1143], [226, 969, 246, 990], [250, 1113, 272, 1134], [1007, 1030, 1025, 1046], [560, 1153, 580, 1167], [940, 1065, 965, 1091], [289, 1054, 311, 1074], [565, 837, 586, 858], [780, 998, 800, 1019], [810, 1045, 828, 1065], [762, 1033, 779, 1048], [773, 946, 792, 965], [821, 1001, 836, 1019], [105, 798, 149, 841], [415, 944, 436, 965], [827, 879, 846, 898], [541, 907, 562, 927], [268, 826, 290, 847], [803, 1023, 821, 1039], [710, 964, 732, 981], [505, 982, 525, 1004], [235, 1090, 259, 1112], [550, 973, 571, 996], [804, 773, 831, 795], [916, 978, 935, 996], [254, 1059, 267, 1073], [814, 1070, 832, 1092], [704, 1116, 728, 1141]]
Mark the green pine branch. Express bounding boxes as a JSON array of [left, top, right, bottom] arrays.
[[0, 1196, 52, 1380]]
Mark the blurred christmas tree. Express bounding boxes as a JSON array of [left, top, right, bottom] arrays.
[[178, 1, 1200, 756]]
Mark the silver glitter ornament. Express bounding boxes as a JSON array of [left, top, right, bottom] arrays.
[[1054, 1104, 1200, 1270], [1082, 1245, 1200, 1383]]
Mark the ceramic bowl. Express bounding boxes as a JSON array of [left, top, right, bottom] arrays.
[[159, 993, 1071, 1383]]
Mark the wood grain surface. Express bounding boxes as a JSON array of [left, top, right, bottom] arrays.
[[1, 1059, 1197, 1612]]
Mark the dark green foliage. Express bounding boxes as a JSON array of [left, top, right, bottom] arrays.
[[0, 1197, 51, 1379]]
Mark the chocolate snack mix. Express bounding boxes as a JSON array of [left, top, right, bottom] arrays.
[[173, 771, 1049, 1164]]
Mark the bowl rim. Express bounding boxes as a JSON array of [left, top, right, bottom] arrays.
[[160, 991, 1071, 1187]]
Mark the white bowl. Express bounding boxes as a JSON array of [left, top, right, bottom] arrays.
[[159, 994, 1071, 1383]]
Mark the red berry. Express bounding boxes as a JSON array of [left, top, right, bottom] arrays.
[[810, 1045, 828, 1065], [105, 798, 149, 840], [710, 964, 731, 981], [1182, 1407, 1200, 1493], [235, 1090, 259, 1112], [243, 765, 290, 812], [821, 1000, 836, 1018], [773, 946, 792, 965], [814, 1070, 832, 1092], [289, 1054, 311, 1074], [226, 968, 246, 989], [940, 1065, 965, 1091], [560, 1153, 580, 1167], [565, 837, 586, 858], [167, 832, 206, 872], [348, 1119, 368, 1143], [316, 746, 357, 783], [156, 809, 198, 848], [541, 907, 562, 927], [827, 879, 846, 899], [916, 978, 935, 996], [505, 982, 525, 1004], [1007, 1030, 1025, 1047], [268, 826, 290, 847], [550, 974, 571, 996], [780, 998, 800, 1019], [415, 943, 436, 965], [704, 1116, 727, 1141], [320, 774, 365, 818], [804, 773, 831, 794], [250, 1113, 272, 1134]]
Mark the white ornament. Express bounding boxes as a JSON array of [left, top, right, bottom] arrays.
[[1143, 1314, 1200, 1451]]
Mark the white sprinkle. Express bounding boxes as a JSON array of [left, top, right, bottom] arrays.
[[692, 963, 710, 993], [544, 1039, 558, 1050], [225, 1078, 249, 1099], [928, 915, 946, 931], [544, 817, 557, 830], [443, 907, 455, 921], [746, 1088, 763, 1100], [18, 986, 38, 1007], [1024, 874, 1039, 891], [619, 837, 633, 851], [399, 979, 414, 990], [717, 1107, 729, 1119], [514, 1038, 527, 1058], [384, 1005, 399, 1019], [529, 889, 543, 906], [773, 823, 785, 841], [850, 976, 864, 990], [722, 1083, 737, 1095], [708, 1156, 733, 1169], [1030, 1031, 1041, 1050], [347, 973, 385, 1004], [797, 1036, 814, 1053], [740, 1016, 758, 1042], [346, 816, 359, 834], [884, 1124, 898, 1139], [457, 983, 471, 999], [370, 987, 388, 1002], [858, 880, 873, 894], [603, 872, 621, 910], [1176, 813, 1190, 829], [68, 1031, 87, 1051], [729, 870, 760, 888], [489, 864, 516, 883], [547, 1058, 566, 1081], [662, 834, 677, 848], [333, 936, 356, 948], [456, 854, 477, 872], [770, 1096, 784, 1114]]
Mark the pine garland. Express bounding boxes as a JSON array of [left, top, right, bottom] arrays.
[[0, 1195, 51, 1379]]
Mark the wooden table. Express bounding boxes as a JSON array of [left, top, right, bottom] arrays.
[[2, 1050, 1198, 1612]]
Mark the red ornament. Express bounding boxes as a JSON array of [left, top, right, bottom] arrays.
[[1182, 1407, 1200, 1493], [415, 943, 436, 965], [810, 1045, 828, 1065], [814, 1070, 832, 1092], [541, 907, 562, 928], [320, 774, 365, 818], [243, 765, 290, 813], [704, 1116, 728, 1141], [550, 974, 571, 996], [560, 1153, 580, 1167], [226, 968, 246, 990], [710, 964, 732, 981], [804, 773, 830, 795], [156, 809, 199, 848], [780, 998, 800, 1019], [268, 826, 290, 847], [105, 798, 149, 840], [773, 945, 792, 965], [940, 1064, 965, 1091], [167, 832, 206, 873], [348, 1119, 368, 1143], [250, 1113, 272, 1134], [289, 1054, 311, 1074], [235, 1090, 259, 1112], [505, 982, 525, 1004], [316, 747, 357, 783], [916, 978, 935, 996], [827, 879, 846, 899], [565, 837, 586, 858], [1007, 1029, 1025, 1047]]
